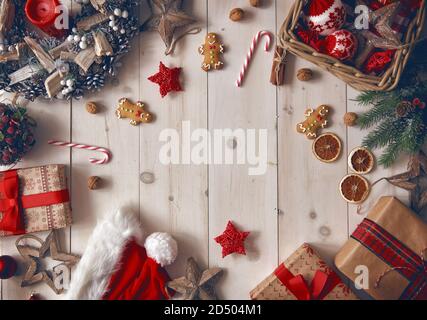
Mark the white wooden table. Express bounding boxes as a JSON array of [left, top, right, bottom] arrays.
[[0, 0, 408, 300]]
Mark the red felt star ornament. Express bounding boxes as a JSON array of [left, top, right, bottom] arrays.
[[214, 221, 250, 258], [148, 62, 183, 98]]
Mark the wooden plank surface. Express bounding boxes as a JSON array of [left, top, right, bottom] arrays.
[[0, 0, 411, 300]]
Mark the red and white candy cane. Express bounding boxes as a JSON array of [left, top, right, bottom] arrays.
[[48, 140, 112, 165], [236, 30, 273, 87]]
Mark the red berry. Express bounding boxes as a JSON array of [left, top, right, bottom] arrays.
[[413, 98, 421, 106], [1, 115, 9, 123], [5, 137, 14, 145], [7, 126, 14, 134], [420, 102, 426, 110]]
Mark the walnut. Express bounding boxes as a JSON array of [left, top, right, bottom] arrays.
[[249, 0, 261, 7], [343, 112, 358, 127], [297, 68, 313, 81], [229, 8, 244, 22], [87, 176, 101, 190], [86, 101, 97, 114]]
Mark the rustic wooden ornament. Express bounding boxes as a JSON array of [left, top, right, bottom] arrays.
[[90, 0, 107, 13], [45, 70, 65, 98], [49, 41, 72, 59], [143, 0, 198, 55], [8, 64, 43, 86], [76, 12, 109, 31], [74, 47, 97, 73], [355, 1, 401, 68], [93, 30, 113, 57], [116, 98, 153, 126], [24, 37, 56, 73], [0, 0, 15, 35], [16, 231, 80, 295], [167, 257, 223, 300]]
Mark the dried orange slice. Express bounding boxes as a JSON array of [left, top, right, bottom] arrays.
[[312, 133, 342, 163], [340, 174, 370, 204], [348, 147, 375, 174]]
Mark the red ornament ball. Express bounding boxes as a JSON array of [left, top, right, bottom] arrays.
[[0, 103, 36, 166], [325, 30, 357, 61], [0, 255, 18, 279], [306, 0, 346, 36]]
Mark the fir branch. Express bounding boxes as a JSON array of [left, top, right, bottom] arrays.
[[358, 95, 400, 129], [379, 140, 402, 168], [355, 91, 389, 106], [400, 114, 426, 154], [362, 118, 404, 150]]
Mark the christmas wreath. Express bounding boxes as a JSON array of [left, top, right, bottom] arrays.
[[0, 0, 139, 101]]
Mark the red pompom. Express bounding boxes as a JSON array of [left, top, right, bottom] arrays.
[[0, 256, 18, 279], [325, 29, 357, 61], [306, 0, 346, 36]]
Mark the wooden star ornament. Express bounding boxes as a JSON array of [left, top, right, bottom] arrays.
[[214, 221, 250, 258], [148, 62, 183, 97], [355, 1, 402, 68], [16, 231, 80, 294], [382, 150, 427, 215], [143, 0, 198, 55], [167, 257, 223, 300]]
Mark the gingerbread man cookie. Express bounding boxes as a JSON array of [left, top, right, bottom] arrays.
[[116, 98, 153, 126], [198, 33, 224, 72], [296, 105, 331, 139]]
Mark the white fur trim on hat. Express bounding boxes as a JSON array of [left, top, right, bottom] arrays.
[[145, 232, 178, 267], [66, 209, 143, 300]]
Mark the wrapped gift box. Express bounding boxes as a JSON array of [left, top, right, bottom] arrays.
[[335, 197, 427, 300], [0, 164, 72, 236], [250, 243, 358, 300]]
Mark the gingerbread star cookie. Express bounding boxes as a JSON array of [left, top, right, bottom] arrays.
[[297, 105, 331, 139]]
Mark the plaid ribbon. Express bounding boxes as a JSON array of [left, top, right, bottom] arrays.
[[391, 0, 421, 39], [352, 219, 427, 300]]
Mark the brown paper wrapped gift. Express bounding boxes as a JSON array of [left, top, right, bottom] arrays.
[[335, 197, 427, 300], [0, 164, 72, 237], [250, 243, 358, 300]]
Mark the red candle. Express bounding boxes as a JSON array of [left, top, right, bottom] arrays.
[[25, 0, 66, 38]]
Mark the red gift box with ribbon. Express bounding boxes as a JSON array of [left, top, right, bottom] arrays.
[[0, 164, 72, 237], [250, 243, 358, 300]]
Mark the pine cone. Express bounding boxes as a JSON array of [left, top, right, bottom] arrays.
[[396, 101, 415, 118], [84, 73, 106, 91]]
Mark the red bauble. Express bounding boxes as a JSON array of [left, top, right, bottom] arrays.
[[305, 0, 346, 36], [325, 30, 357, 61], [0, 255, 18, 279]]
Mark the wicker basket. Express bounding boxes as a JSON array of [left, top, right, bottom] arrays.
[[277, 0, 426, 91]]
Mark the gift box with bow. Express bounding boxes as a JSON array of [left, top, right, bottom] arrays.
[[0, 164, 72, 237], [335, 197, 427, 300], [250, 243, 358, 300]]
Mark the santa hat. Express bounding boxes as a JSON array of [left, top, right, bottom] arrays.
[[306, 0, 335, 16], [66, 209, 178, 300]]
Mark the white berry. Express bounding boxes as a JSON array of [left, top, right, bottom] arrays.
[[66, 79, 74, 87], [67, 35, 74, 42], [109, 15, 115, 20], [79, 41, 87, 49], [60, 80, 66, 86], [81, 36, 87, 42], [0, 44, 5, 51], [114, 8, 122, 16], [109, 21, 116, 27], [62, 89, 68, 95], [72, 27, 77, 33], [120, 29, 125, 34], [73, 35, 81, 42], [113, 26, 119, 31], [122, 10, 129, 18]]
